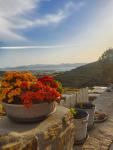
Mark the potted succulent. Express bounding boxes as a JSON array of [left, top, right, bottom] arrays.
[[75, 103, 95, 130], [70, 108, 89, 145], [0, 72, 62, 122]]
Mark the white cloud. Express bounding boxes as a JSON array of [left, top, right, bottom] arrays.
[[0, 44, 78, 49], [0, 0, 84, 41], [0, 0, 37, 16], [0, 0, 39, 40], [11, 1, 85, 28]]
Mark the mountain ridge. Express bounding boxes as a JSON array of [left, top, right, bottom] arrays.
[[0, 63, 86, 72]]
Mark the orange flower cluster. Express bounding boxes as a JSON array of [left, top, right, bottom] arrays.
[[0, 72, 62, 107], [0, 71, 36, 104], [3, 71, 37, 82]]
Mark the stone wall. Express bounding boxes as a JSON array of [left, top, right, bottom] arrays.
[[0, 106, 75, 150]]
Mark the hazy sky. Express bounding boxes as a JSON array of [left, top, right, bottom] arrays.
[[0, 0, 113, 67]]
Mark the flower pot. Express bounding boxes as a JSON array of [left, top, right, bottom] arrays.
[[74, 109, 89, 145], [2, 102, 56, 123], [75, 103, 95, 130]]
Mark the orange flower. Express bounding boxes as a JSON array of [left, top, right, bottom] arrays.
[[2, 89, 9, 95], [0, 95, 3, 101], [15, 88, 21, 95], [15, 79, 22, 87], [4, 72, 14, 81], [2, 81, 9, 88], [3, 71, 36, 82], [7, 88, 21, 100]]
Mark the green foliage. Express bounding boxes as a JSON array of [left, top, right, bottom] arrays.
[[99, 48, 113, 63], [70, 108, 77, 118], [0, 71, 5, 77], [56, 81, 63, 94], [99, 48, 113, 84]]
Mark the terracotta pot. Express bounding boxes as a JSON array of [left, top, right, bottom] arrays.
[[74, 109, 89, 145], [2, 102, 56, 123]]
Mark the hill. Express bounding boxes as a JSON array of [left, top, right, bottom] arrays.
[[56, 49, 113, 88], [0, 63, 85, 73], [55, 62, 103, 87], [0, 71, 5, 77]]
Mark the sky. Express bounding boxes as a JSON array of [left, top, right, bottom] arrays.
[[0, 0, 113, 67]]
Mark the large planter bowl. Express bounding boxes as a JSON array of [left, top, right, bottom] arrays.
[[74, 109, 89, 145], [2, 102, 56, 123]]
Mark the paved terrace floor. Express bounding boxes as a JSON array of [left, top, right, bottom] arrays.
[[74, 91, 113, 150]]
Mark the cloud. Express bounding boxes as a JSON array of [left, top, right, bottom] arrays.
[[0, 0, 39, 41], [14, 1, 84, 28], [0, 44, 78, 49], [0, 0, 84, 41]]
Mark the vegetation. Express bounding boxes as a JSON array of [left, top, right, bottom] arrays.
[[99, 48, 113, 84], [0, 71, 5, 77], [99, 48, 113, 63], [70, 108, 77, 118], [56, 48, 113, 88]]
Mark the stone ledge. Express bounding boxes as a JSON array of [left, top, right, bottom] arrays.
[[0, 106, 75, 150]]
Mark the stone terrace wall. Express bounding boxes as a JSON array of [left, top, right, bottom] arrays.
[[0, 106, 75, 150]]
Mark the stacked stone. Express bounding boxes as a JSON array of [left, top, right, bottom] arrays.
[[0, 106, 75, 150]]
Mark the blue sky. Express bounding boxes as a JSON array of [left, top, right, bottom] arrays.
[[0, 0, 113, 67]]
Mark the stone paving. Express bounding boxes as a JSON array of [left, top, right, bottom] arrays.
[[74, 91, 113, 150]]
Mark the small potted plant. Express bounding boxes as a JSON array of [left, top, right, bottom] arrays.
[[70, 108, 89, 145], [0, 72, 62, 122], [75, 103, 95, 130]]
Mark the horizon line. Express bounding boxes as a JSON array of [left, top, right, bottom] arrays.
[[0, 44, 79, 49], [0, 62, 88, 68]]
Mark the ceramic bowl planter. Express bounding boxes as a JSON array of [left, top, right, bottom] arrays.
[[70, 108, 89, 145], [75, 103, 95, 130], [2, 102, 56, 123], [0, 72, 62, 123]]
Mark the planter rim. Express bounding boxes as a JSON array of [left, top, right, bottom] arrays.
[[2, 102, 54, 107], [74, 108, 89, 120], [75, 103, 95, 109]]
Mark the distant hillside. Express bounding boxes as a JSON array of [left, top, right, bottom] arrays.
[[56, 49, 113, 88], [56, 62, 103, 87], [0, 71, 5, 77], [0, 63, 85, 72]]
